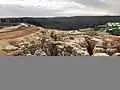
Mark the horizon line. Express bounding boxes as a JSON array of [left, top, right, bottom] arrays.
[[1, 15, 120, 18]]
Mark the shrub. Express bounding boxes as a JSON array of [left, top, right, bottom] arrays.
[[85, 31, 98, 37], [106, 29, 120, 36]]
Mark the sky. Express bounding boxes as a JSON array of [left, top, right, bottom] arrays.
[[0, 0, 119, 17]]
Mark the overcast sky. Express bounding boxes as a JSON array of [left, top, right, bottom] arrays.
[[0, 0, 119, 17]]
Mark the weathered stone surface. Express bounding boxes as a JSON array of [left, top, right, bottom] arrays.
[[34, 49, 47, 56], [112, 53, 120, 56], [26, 54, 33, 56], [93, 47, 105, 53], [4, 27, 120, 56], [7, 50, 24, 56], [92, 53, 109, 56], [106, 48, 117, 56], [3, 45, 18, 51], [96, 41, 103, 48]]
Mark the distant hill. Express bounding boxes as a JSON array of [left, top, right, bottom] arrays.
[[1, 16, 120, 30]]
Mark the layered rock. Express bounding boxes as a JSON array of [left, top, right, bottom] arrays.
[[92, 53, 109, 56], [112, 53, 120, 56], [3, 27, 120, 56], [3, 45, 18, 51]]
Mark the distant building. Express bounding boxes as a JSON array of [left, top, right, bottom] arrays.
[[0, 18, 24, 26], [106, 22, 120, 27], [97, 25, 106, 31], [98, 25, 106, 28]]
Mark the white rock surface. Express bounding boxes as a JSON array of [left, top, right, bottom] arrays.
[[112, 53, 120, 56], [92, 53, 109, 56], [3, 45, 18, 51]]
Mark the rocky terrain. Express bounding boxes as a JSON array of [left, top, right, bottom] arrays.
[[2, 26, 120, 56]]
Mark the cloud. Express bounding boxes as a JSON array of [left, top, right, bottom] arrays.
[[0, 4, 59, 17], [73, 0, 120, 15], [0, 0, 118, 17]]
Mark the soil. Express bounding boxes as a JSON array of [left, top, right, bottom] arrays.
[[0, 27, 40, 55]]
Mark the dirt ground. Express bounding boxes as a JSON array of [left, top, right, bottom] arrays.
[[0, 27, 40, 56]]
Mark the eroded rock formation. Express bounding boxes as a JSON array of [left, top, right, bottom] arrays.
[[2, 27, 120, 56]]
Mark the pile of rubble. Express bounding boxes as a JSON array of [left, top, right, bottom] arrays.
[[2, 27, 120, 56]]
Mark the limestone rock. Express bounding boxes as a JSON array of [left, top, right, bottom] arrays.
[[78, 50, 90, 56], [3, 45, 18, 51], [93, 47, 105, 53], [7, 50, 24, 56], [106, 48, 117, 56], [112, 53, 120, 56], [4, 27, 109, 56], [92, 53, 109, 56], [8, 40, 21, 47], [34, 50, 47, 56], [26, 54, 33, 56]]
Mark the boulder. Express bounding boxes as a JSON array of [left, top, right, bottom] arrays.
[[93, 47, 105, 53], [106, 48, 117, 56], [26, 54, 33, 56], [78, 50, 90, 56], [95, 40, 105, 48], [34, 50, 47, 56]]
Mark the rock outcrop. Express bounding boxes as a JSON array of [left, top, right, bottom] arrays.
[[2, 27, 120, 56], [92, 53, 109, 56]]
